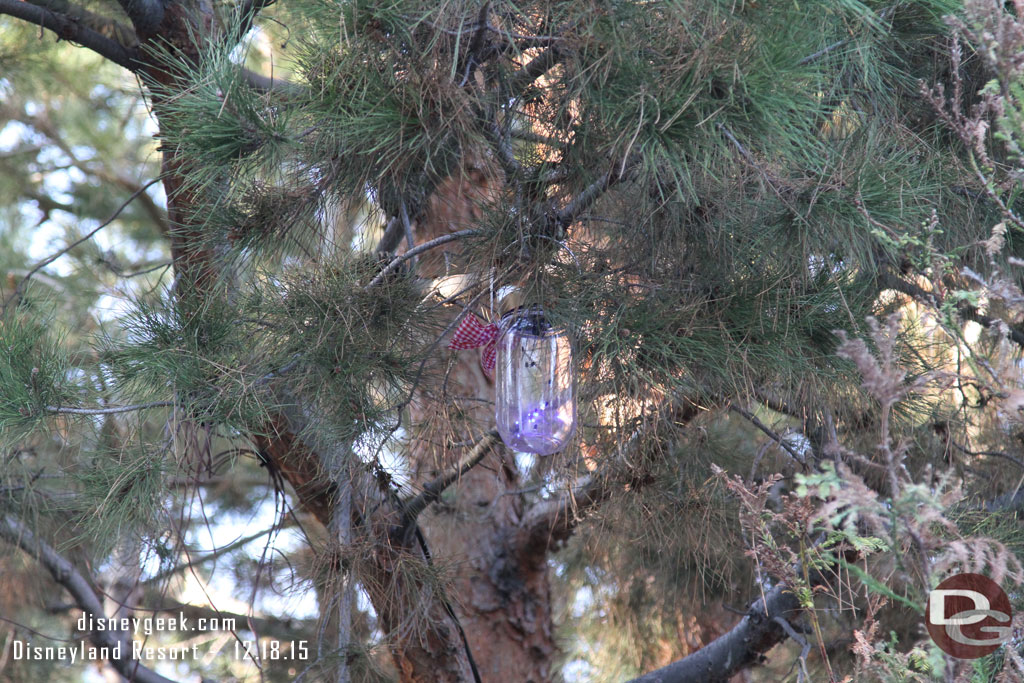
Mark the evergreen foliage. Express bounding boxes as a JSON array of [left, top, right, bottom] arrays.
[[6, 0, 1024, 680]]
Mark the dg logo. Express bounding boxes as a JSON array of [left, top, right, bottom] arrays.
[[926, 573, 1013, 659]]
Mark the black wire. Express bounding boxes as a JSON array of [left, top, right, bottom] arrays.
[[368, 457, 483, 683], [414, 526, 483, 683]]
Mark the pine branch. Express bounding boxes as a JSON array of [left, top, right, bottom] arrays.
[[143, 521, 290, 586], [399, 430, 501, 526], [517, 393, 704, 555], [796, 39, 847, 66], [0, 515, 179, 683], [552, 159, 635, 233], [518, 472, 608, 554], [949, 439, 1024, 471], [0, 0, 141, 70], [730, 405, 808, 465], [795, 6, 896, 66], [254, 407, 478, 682], [0, 2, 298, 97]]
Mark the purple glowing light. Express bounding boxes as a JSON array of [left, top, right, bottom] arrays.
[[495, 309, 576, 455]]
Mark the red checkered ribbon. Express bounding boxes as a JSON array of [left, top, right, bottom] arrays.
[[448, 315, 499, 373]]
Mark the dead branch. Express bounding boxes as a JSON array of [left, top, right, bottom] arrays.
[[0, 514, 178, 683]]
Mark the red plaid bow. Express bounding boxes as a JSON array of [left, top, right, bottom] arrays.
[[448, 315, 499, 373]]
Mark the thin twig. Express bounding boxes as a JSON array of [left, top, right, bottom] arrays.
[[730, 405, 808, 465], [46, 400, 174, 416], [365, 229, 477, 290], [950, 439, 1024, 471], [553, 160, 635, 231], [772, 616, 812, 683], [144, 521, 291, 586], [113, 260, 173, 278], [795, 5, 898, 66], [797, 39, 847, 66], [400, 430, 501, 525], [4, 177, 162, 310]]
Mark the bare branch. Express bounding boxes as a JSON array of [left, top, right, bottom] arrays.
[[254, 408, 479, 682], [482, 119, 522, 179], [518, 472, 608, 554], [730, 405, 807, 465], [509, 45, 564, 95], [797, 39, 847, 66], [518, 394, 705, 554], [552, 159, 635, 232], [0, 0, 141, 70], [365, 229, 478, 290], [46, 401, 174, 415], [773, 617, 812, 683], [143, 521, 291, 586], [0, 515, 178, 683], [3, 176, 162, 310], [24, 0, 137, 46], [950, 439, 1024, 471], [625, 581, 802, 683], [400, 430, 501, 525]]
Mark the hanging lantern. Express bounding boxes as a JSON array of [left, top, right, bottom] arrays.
[[494, 306, 576, 455]]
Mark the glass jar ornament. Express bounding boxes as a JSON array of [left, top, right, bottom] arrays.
[[494, 307, 576, 455]]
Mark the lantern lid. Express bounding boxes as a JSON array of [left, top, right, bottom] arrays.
[[501, 305, 561, 337]]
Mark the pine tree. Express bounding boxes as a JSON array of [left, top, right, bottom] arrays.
[[4, 0, 1024, 681]]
